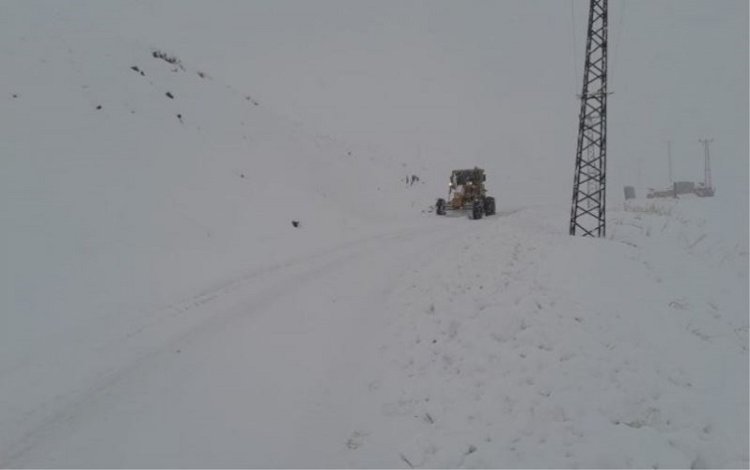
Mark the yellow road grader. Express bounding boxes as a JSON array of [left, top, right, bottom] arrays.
[[435, 167, 495, 219]]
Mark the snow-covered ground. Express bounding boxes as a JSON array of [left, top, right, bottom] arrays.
[[365, 199, 748, 469], [2, 196, 747, 468], [1, 3, 748, 468]]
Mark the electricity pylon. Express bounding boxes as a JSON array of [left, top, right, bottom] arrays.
[[699, 138, 713, 190], [570, 0, 609, 237]]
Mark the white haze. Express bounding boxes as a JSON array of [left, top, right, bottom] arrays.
[[0, 1, 747, 468]]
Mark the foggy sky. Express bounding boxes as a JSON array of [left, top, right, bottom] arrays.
[[5, 0, 748, 203]]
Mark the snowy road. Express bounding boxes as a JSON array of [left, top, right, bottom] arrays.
[[1, 216, 468, 467], [2, 203, 747, 468]]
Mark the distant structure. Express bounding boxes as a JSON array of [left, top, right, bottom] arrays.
[[667, 140, 673, 184], [624, 186, 635, 200], [696, 138, 715, 197], [570, 0, 609, 237], [645, 139, 715, 199]]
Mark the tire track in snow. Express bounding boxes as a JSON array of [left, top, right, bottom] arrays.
[[1, 219, 470, 468]]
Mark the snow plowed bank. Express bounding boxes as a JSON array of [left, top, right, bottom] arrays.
[[348, 202, 748, 468]]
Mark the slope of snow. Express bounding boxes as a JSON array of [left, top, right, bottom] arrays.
[[0, 17, 432, 388], [0, 17, 435, 465]]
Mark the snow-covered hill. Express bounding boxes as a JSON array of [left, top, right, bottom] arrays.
[[0, 15, 438, 384], [0, 13, 436, 464], [1, 4, 747, 469]]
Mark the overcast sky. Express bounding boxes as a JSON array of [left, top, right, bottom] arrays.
[[5, 0, 749, 202]]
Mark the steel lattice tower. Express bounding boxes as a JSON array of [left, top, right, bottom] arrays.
[[570, 0, 609, 237], [699, 138, 713, 190]]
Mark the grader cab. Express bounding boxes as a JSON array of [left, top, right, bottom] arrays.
[[435, 167, 495, 219]]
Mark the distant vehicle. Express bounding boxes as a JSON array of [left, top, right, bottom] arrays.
[[646, 187, 675, 199], [647, 181, 715, 199], [673, 181, 696, 195], [694, 182, 715, 197], [435, 167, 495, 219]]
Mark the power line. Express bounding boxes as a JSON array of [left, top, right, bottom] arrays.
[[570, 0, 578, 90], [609, 0, 626, 90]]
